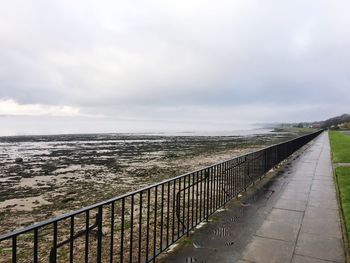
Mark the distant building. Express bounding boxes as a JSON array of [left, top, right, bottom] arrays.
[[311, 123, 321, 129]]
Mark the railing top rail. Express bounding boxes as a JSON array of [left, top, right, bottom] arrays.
[[0, 129, 323, 241]]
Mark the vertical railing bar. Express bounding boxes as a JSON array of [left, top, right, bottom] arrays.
[[233, 161, 236, 196], [212, 166, 215, 213], [12, 235, 17, 263], [241, 157, 244, 192], [199, 170, 203, 221], [212, 166, 215, 214], [187, 174, 191, 235], [129, 195, 134, 263], [172, 180, 176, 243], [211, 166, 215, 212], [235, 160, 242, 194], [217, 164, 220, 208], [230, 161, 233, 199], [234, 160, 237, 195], [215, 164, 222, 209], [191, 173, 195, 229], [225, 161, 228, 200], [226, 162, 229, 200], [146, 189, 151, 262], [120, 199, 125, 263], [52, 221, 57, 263], [244, 156, 247, 191], [227, 162, 230, 201], [220, 163, 224, 206], [227, 161, 230, 201], [234, 161, 237, 196], [253, 153, 256, 180], [34, 228, 38, 263], [182, 176, 186, 235], [206, 169, 210, 221], [138, 192, 143, 263], [70, 215, 74, 263], [96, 206, 103, 263], [166, 181, 170, 248], [153, 186, 158, 262], [210, 167, 214, 215], [177, 178, 181, 238], [217, 164, 220, 207], [85, 210, 89, 263], [239, 157, 242, 192], [110, 202, 115, 263], [160, 184, 164, 251], [195, 171, 199, 225], [231, 161, 236, 197]]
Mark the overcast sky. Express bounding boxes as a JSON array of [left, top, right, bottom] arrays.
[[0, 0, 349, 135]]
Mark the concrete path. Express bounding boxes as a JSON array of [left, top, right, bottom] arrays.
[[162, 132, 345, 263]]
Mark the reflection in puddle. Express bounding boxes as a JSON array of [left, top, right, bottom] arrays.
[[225, 207, 244, 223], [213, 227, 232, 237]]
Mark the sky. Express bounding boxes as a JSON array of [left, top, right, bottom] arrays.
[[0, 0, 349, 135]]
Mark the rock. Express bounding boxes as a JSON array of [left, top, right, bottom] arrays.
[[62, 197, 75, 203], [15, 157, 23, 164]]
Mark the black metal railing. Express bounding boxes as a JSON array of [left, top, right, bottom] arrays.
[[0, 130, 323, 262]]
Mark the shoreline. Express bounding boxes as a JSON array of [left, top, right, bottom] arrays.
[[0, 129, 311, 235]]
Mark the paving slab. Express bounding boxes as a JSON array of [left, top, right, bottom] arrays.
[[309, 189, 336, 199], [304, 206, 340, 223], [280, 191, 309, 202], [266, 208, 303, 225], [292, 254, 336, 263], [300, 218, 342, 238], [274, 198, 307, 212], [256, 220, 300, 241], [295, 232, 344, 263], [241, 236, 295, 263], [308, 198, 338, 210]]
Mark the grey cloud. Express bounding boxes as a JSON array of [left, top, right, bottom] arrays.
[[0, 0, 349, 132]]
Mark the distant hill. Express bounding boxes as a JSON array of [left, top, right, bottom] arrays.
[[260, 114, 350, 129], [319, 114, 350, 128]]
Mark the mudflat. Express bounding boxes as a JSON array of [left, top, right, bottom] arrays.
[[0, 130, 303, 235]]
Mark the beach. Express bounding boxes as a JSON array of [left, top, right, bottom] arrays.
[[0, 129, 308, 235]]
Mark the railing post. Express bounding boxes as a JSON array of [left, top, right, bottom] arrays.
[[96, 207, 103, 263], [244, 156, 247, 191], [206, 170, 210, 222], [12, 235, 17, 263]]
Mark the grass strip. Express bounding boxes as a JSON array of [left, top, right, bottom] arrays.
[[329, 131, 350, 163], [336, 167, 350, 237]]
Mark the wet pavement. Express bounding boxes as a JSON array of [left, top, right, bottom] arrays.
[[161, 132, 345, 263]]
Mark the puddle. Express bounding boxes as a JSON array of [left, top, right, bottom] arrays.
[[213, 227, 232, 237], [240, 184, 276, 208], [185, 257, 197, 262], [226, 207, 245, 222], [224, 241, 235, 246]]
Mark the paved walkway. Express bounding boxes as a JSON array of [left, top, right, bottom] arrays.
[[163, 132, 345, 263]]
